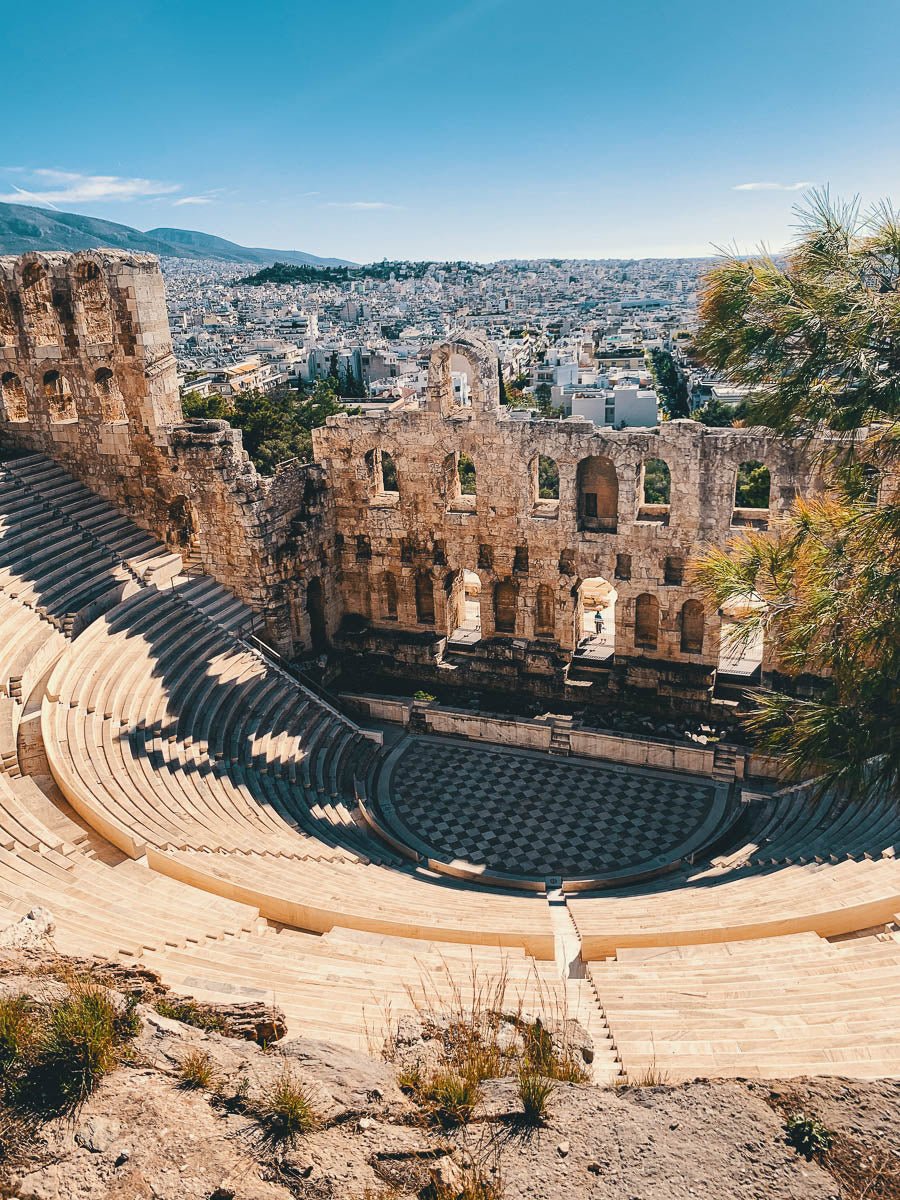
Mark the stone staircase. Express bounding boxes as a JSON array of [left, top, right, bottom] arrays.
[[548, 715, 572, 757], [712, 741, 739, 783], [548, 896, 623, 1084]]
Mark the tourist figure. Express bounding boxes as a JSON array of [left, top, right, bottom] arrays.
[[594, 609, 604, 637]]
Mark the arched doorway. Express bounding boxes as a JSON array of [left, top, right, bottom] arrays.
[[449, 568, 482, 646], [306, 576, 328, 652], [573, 576, 617, 662]]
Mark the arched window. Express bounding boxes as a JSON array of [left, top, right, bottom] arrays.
[[94, 367, 126, 422], [382, 571, 398, 620], [458, 453, 476, 495], [42, 370, 76, 423], [415, 571, 435, 625], [494, 579, 518, 634], [365, 448, 399, 500], [634, 593, 660, 650], [735, 461, 770, 510], [639, 458, 670, 523], [446, 451, 476, 513], [680, 599, 705, 654], [576, 455, 618, 531], [535, 583, 555, 637], [537, 455, 559, 499], [381, 450, 398, 492], [0, 372, 27, 422]]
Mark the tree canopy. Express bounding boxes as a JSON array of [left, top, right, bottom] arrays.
[[648, 347, 690, 418], [691, 192, 900, 798], [182, 380, 348, 475]]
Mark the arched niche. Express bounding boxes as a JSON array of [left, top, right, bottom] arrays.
[[0, 284, 17, 345], [535, 582, 556, 638], [415, 570, 435, 625], [306, 576, 328, 651], [381, 571, 399, 620], [576, 455, 618, 532], [42, 370, 76, 423], [493, 578, 518, 635], [94, 367, 126, 422], [19, 261, 57, 346], [73, 258, 114, 344], [0, 372, 27, 422], [634, 593, 660, 651], [679, 598, 705, 654]]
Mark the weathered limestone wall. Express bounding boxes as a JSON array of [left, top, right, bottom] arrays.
[[0, 251, 332, 652], [316, 330, 829, 703], [0, 256, 832, 700]]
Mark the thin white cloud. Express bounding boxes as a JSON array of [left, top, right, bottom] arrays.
[[0, 168, 180, 205], [172, 196, 213, 206], [733, 180, 814, 192], [323, 200, 401, 210]]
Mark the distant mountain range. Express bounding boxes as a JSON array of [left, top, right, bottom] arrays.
[[0, 202, 353, 267]]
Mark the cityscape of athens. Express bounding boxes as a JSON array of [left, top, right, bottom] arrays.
[[0, 1, 897, 1197]]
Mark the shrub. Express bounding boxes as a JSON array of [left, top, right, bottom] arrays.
[[153, 997, 227, 1034], [28, 978, 125, 1112], [256, 1066, 320, 1143], [419, 1068, 480, 1128], [0, 997, 32, 1075], [177, 1048, 216, 1090], [517, 1065, 555, 1125], [785, 1112, 834, 1160], [413, 690, 436, 702], [520, 1017, 589, 1083]]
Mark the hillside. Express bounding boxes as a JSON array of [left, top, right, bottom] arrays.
[[0, 201, 351, 266], [2, 942, 895, 1200]]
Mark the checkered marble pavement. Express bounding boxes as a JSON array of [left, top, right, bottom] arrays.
[[382, 737, 718, 879]]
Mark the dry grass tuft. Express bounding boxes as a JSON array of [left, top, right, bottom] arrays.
[[177, 1048, 216, 1090], [627, 1062, 670, 1088], [417, 1068, 481, 1129], [255, 1065, 321, 1144], [430, 1165, 504, 1200], [516, 1065, 556, 1125]]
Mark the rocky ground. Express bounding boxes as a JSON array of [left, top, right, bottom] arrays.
[[0, 942, 898, 1200]]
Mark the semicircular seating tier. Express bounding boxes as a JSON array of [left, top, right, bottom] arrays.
[[41, 581, 555, 958], [4, 449, 900, 1079]]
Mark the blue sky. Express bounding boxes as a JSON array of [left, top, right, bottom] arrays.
[[3, 0, 898, 262]]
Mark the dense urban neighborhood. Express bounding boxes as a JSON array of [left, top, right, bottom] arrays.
[[164, 255, 743, 433]]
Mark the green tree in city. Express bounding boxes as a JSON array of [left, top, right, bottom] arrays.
[[648, 347, 691, 418], [180, 382, 348, 476], [691, 191, 900, 797], [691, 396, 735, 426]]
